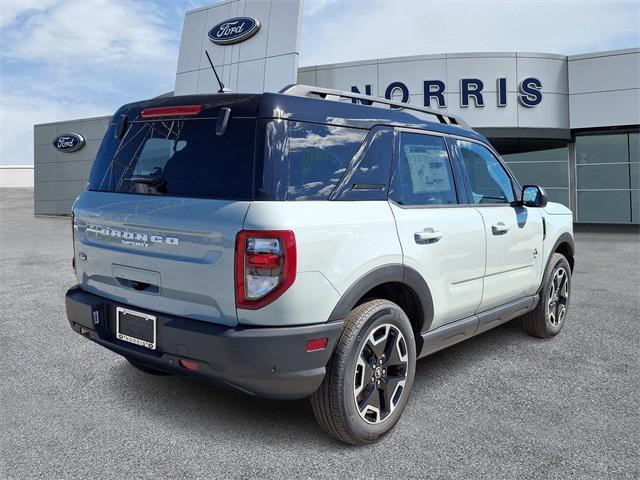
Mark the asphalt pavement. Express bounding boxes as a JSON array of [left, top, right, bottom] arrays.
[[1, 188, 638, 479]]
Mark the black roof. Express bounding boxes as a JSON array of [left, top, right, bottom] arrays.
[[112, 92, 486, 142]]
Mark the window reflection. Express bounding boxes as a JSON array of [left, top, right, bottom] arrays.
[[286, 123, 367, 200]]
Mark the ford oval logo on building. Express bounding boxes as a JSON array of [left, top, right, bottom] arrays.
[[208, 17, 260, 45], [52, 133, 85, 153]]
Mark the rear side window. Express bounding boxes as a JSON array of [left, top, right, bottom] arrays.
[[88, 118, 256, 200], [284, 122, 367, 200], [332, 128, 394, 201], [391, 133, 458, 206]]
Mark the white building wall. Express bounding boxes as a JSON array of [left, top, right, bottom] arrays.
[[175, 0, 302, 95], [299, 52, 570, 130], [568, 48, 640, 129]]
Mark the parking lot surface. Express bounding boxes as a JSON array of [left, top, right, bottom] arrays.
[[1, 188, 638, 479]]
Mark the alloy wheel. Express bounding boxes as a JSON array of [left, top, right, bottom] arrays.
[[547, 267, 569, 326], [353, 323, 409, 424]]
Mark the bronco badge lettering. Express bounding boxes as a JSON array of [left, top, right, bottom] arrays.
[[86, 225, 179, 247]]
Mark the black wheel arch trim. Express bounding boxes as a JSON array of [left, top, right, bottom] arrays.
[[537, 232, 575, 293], [550, 232, 575, 269], [328, 264, 435, 335]]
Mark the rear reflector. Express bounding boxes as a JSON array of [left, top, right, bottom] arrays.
[[140, 105, 202, 118], [178, 359, 200, 371], [306, 338, 328, 352]]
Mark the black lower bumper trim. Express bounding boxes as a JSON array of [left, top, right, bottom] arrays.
[[65, 286, 343, 399]]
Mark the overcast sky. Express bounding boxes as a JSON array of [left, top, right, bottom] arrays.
[[1, 0, 638, 165]]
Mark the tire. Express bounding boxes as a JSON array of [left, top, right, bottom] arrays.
[[126, 358, 171, 376], [521, 253, 572, 339], [311, 299, 417, 445]]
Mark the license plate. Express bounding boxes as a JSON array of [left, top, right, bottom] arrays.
[[116, 307, 156, 350]]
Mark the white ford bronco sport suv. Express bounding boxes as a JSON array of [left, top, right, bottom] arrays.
[[66, 85, 575, 445]]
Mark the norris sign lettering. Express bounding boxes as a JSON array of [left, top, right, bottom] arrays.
[[351, 77, 543, 108]]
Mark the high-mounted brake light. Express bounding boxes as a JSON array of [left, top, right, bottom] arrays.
[[235, 230, 296, 310], [140, 105, 202, 118]]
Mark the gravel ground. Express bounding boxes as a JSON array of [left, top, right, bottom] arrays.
[[1, 188, 638, 479]]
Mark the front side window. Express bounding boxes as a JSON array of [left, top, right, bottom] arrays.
[[391, 133, 457, 206], [456, 139, 515, 204]]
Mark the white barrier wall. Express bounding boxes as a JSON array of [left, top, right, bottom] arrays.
[[175, 0, 303, 95], [0, 166, 34, 188]]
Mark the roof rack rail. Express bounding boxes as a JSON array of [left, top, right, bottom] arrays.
[[279, 84, 471, 129]]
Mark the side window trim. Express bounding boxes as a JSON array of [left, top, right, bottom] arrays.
[[389, 128, 461, 208], [451, 136, 521, 206]]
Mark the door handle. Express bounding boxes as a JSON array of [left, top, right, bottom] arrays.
[[414, 229, 443, 244], [491, 222, 510, 235]]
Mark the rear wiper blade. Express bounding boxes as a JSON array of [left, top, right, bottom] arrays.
[[126, 174, 162, 185], [126, 166, 165, 186]]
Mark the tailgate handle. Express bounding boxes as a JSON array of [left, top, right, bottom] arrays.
[[116, 277, 160, 294]]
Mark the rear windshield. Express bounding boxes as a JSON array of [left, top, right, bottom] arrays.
[[88, 118, 256, 200]]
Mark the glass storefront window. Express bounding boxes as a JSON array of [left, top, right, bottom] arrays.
[[577, 191, 631, 222], [575, 132, 638, 223], [576, 134, 629, 164], [494, 138, 569, 209], [629, 133, 639, 163], [577, 164, 630, 189]]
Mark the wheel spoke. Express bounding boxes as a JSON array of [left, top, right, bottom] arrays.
[[381, 375, 402, 411], [358, 383, 381, 413], [559, 275, 569, 300], [383, 332, 408, 369], [366, 325, 389, 359]]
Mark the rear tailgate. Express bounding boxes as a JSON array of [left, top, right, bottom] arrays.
[[74, 193, 248, 326], [73, 96, 260, 326]]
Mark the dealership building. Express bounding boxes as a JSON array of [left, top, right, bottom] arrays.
[[33, 0, 639, 224]]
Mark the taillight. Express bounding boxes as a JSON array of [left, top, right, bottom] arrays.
[[235, 230, 296, 309]]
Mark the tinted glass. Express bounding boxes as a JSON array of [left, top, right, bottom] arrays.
[[577, 191, 631, 222], [630, 133, 639, 163], [286, 122, 367, 200], [333, 128, 393, 200], [456, 140, 515, 204], [576, 133, 629, 164], [89, 118, 256, 200], [577, 164, 630, 189], [392, 133, 457, 206], [507, 162, 568, 189]]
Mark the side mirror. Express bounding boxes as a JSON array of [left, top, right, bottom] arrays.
[[521, 185, 548, 208]]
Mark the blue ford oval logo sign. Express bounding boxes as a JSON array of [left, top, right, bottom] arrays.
[[208, 17, 260, 45], [52, 133, 85, 153]]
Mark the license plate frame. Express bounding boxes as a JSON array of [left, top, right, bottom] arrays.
[[116, 307, 157, 350]]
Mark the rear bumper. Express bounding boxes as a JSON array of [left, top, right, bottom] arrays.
[[65, 286, 343, 399]]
